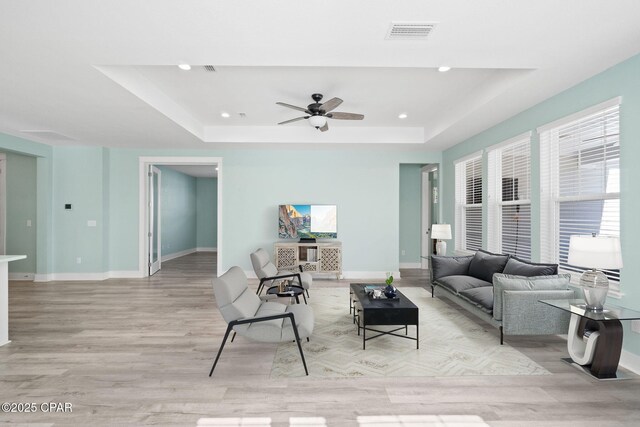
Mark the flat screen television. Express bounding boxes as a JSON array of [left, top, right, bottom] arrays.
[[279, 204, 337, 239]]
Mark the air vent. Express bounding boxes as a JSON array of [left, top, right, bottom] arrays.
[[386, 22, 437, 40], [204, 65, 216, 72], [238, 112, 247, 118], [20, 130, 75, 141]]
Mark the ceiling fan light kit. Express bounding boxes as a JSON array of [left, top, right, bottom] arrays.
[[276, 93, 364, 132]]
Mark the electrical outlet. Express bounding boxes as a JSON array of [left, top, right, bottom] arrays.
[[401, 250, 406, 256], [87, 220, 97, 227], [632, 320, 640, 334], [26, 220, 32, 227], [76, 257, 82, 264]]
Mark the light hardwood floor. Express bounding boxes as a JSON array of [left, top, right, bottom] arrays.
[[2, 252, 640, 426]]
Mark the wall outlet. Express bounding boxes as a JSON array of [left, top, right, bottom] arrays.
[[87, 220, 97, 227], [632, 320, 640, 334], [26, 220, 32, 227], [401, 250, 406, 256], [76, 257, 82, 264]]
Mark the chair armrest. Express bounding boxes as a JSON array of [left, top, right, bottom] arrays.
[[501, 289, 575, 335], [430, 255, 473, 282], [230, 311, 295, 326]]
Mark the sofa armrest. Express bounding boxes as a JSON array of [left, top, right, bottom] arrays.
[[501, 289, 575, 336], [430, 255, 473, 282]]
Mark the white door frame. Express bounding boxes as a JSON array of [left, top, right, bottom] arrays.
[[0, 154, 5, 256], [138, 156, 223, 277], [148, 165, 161, 275], [421, 164, 438, 269]]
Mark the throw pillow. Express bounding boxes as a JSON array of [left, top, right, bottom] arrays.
[[430, 255, 473, 281], [502, 257, 558, 276], [492, 273, 571, 321], [468, 250, 510, 283]]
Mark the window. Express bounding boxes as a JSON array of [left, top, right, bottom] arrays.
[[539, 98, 621, 291], [455, 152, 483, 252], [487, 133, 532, 259]]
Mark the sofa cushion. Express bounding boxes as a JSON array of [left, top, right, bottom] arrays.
[[492, 273, 571, 321], [468, 250, 510, 283], [431, 255, 473, 281], [435, 275, 492, 295], [459, 286, 494, 313], [503, 257, 558, 276]]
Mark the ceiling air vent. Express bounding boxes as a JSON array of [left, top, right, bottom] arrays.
[[203, 65, 216, 72], [20, 130, 75, 141], [386, 22, 437, 40]]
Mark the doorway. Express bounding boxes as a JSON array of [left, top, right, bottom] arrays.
[[138, 157, 223, 277], [421, 165, 439, 269]]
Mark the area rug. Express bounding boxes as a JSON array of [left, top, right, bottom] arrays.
[[271, 287, 550, 378]]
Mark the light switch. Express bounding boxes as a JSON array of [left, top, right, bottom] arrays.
[[26, 220, 32, 227], [87, 220, 97, 227]]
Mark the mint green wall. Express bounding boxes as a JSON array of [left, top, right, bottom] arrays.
[[106, 148, 439, 274], [6, 152, 37, 274], [158, 166, 197, 257], [399, 164, 422, 264], [441, 52, 640, 356], [0, 133, 53, 277], [52, 147, 106, 273], [196, 177, 217, 249]]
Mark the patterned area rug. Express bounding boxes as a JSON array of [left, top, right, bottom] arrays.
[[271, 287, 550, 378]]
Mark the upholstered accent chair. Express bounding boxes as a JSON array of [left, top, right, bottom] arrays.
[[250, 248, 312, 299], [209, 266, 314, 377]]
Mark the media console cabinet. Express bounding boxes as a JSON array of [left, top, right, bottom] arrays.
[[274, 241, 342, 279]]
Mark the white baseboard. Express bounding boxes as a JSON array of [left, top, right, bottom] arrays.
[[196, 247, 216, 252], [399, 262, 421, 269], [620, 349, 640, 375], [33, 270, 144, 282], [9, 272, 35, 281], [161, 248, 197, 262]]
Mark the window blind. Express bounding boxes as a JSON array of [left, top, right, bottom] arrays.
[[455, 154, 483, 252], [487, 137, 531, 259], [540, 101, 620, 288]]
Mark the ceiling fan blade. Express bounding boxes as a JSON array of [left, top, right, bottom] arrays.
[[320, 97, 343, 113], [319, 122, 329, 132], [278, 116, 309, 125], [276, 102, 309, 113], [327, 112, 364, 120]]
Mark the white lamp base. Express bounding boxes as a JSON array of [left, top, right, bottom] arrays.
[[435, 240, 447, 256]]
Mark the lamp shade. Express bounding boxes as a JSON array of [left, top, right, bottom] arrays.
[[308, 115, 327, 128], [568, 235, 623, 270], [431, 224, 452, 240]]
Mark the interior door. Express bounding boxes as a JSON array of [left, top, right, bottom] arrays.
[[421, 165, 439, 269], [148, 166, 161, 276]]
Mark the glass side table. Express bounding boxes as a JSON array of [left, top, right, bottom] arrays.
[[539, 299, 640, 379]]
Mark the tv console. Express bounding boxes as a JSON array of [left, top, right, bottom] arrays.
[[274, 241, 342, 279]]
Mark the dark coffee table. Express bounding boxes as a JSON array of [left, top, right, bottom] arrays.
[[349, 283, 419, 350]]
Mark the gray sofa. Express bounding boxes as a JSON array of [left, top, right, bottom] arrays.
[[431, 250, 578, 344]]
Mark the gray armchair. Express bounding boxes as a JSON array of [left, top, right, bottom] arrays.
[[209, 266, 314, 377], [250, 248, 312, 299]]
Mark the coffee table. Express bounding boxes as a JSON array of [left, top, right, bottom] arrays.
[[349, 283, 419, 350], [266, 284, 306, 304]]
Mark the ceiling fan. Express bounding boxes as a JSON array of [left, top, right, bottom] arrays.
[[276, 93, 364, 132]]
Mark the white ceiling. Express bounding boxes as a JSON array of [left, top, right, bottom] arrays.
[[1, 0, 640, 150]]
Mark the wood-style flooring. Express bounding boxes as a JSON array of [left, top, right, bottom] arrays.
[[1, 252, 640, 426]]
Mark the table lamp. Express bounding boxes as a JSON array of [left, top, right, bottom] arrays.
[[431, 224, 452, 256], [568, 234, 623, 311]]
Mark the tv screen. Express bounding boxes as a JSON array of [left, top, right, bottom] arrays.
[[279, 204, 337, 239]]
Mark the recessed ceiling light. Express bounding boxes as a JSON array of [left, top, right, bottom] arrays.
[[398, 113, 408, 119], [220, 112, 230, 118], [215, 167, 219, 171], [438, 66, 451, 72], [178, 64, 191, 71]]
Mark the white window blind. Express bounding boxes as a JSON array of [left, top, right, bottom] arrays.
[[487, 135, 531, 259], [540, 101, 620, 290], [455, 154, 483, 252]]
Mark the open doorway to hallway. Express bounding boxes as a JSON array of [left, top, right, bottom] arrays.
[[138, 157, 222, 278]]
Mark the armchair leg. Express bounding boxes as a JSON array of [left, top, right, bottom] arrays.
[[499, 326, 504, 345], [431, 285, 434, 298], [290, 319, 309, 376], [209, 324, 233, 377]]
